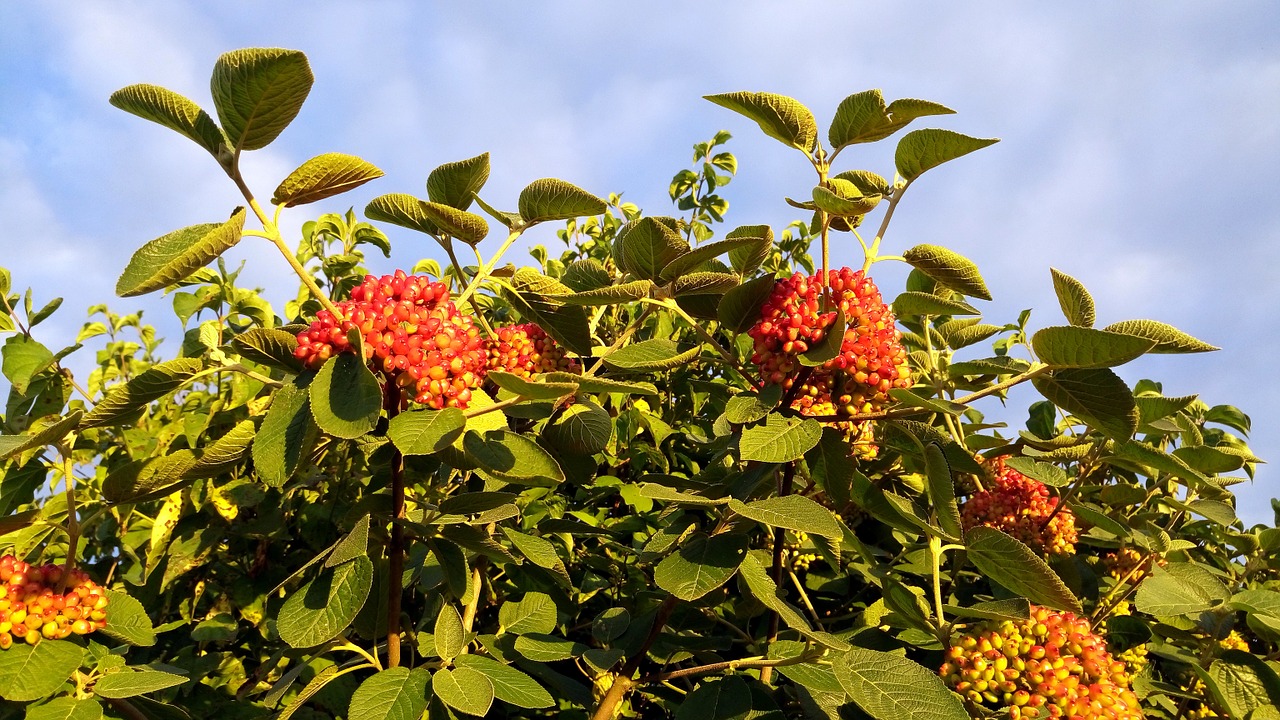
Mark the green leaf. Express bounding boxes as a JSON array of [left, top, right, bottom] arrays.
[[0, 640, 83, 702], [543, 372, 657, 396], [433, 667, 494, 717], [435, 605, 467, 661], [517, 178, 606, 225], [1031, 326, 1155, 369], [811, 181, 881, 217], [901, 244, 991, 301], [427, 152, 490, 211], [116, 209, 246, 297], [674, 675, 752, 720], [891, 291, 979, 317], [806, 427, 856, 509], [388, 408, 466, 455], [500, 528, 560, 569], [1230, 589, 1280, 618], [463, 429, 564, 485], [1, 336, 54, 397], [1032, 368, 1137, 441], [0, 410, 82, 460], [835, 647, 969, 720], [271, 152, 383, 207], [418, 201, 489, 246], [253, 379, 313, 487], [704, 91, 818, 153], [738, 554, 849, 650], [210, 48, 313, 151], [1207, 651, 1280, 719], [453, 655, 553, 709], [310, 354, 381, 439], [943, 598, 1032, 623], [965, 526, 1082, 613], [499, 591, 557, 635], [799, 309, 845, 367], [723, 384, 783, 425], [615, 217, 690, 281], [729, 495, 841, 539], [739, 413, 822, 463], [439, 492, 516, 515], [1050, 268, 1095, 327], [543, 400, 612, 455], [277, 555, 374, 648], [186, 419, 255, 478], [96, 590, 156, 647], [924, 443, 963, 540], [717, 274, 775, 333], [487, 371, 578, 400], [828, 89, 955, 148], [672, 271, 739, 297], [661, 236, 764, 281], [1110, 440, 1208, 486], [23, 696, 103, 720], [325, 514, 371, 568], [231, 327, 303, 372], [365, 193, 440, 235], [511, 634, 587, 662], [1135, 563, 1224, 616], [895, 129, 998, 182], [93, 668, 187, 698], [724, 225, 773, 275], [503, 274, 593, 356], [110, 83, 226, 160], [558, 280, 652, 306], [81, 358, 203, 428], [603, 339, 700, 372], [560, 260, 613, 292], [654, 532, 749, 601], [1102, 319, 1219, 353], [348, 667, 430, 720], [1001, 457, 1070, 487]]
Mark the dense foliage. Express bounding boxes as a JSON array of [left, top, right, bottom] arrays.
[[1, 47, 1278, 720]]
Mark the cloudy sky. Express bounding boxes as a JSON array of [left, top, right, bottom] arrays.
[[3, 2, 1278, 523]]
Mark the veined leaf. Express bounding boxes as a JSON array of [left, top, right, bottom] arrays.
[[724, 225, 773, 275], [705, 91, 818, 153], [388, 408, 466, 455], [672, 271, 738, 297], [116, 209, 246, 297], [0, 410, 82, 460], [277, 556, 373, 648], [603, 339, 699, 372], [739, 413, 822, 463], [418, 201, 489, 246], [309, 354, 381, 439], [895, 128, 998, 182], [924, 443, 963, 540], [81, 358, 204, 428], [1103, 319, 1219, 353], [1031, 326, 1155, 369], [966, 526, 1082, 613], [1032, 368, 1137, 441], [615, 217, 690, 281], [427, 152, 490, 210], [557, 280, 652, 306], [661, 236, 764, 281], [717, 274, 775, 333], [211, 47, 313, 151], [829, 89, 955, 148], [348, 668, 430, 720], [654, 532, 748, 601], [835, 647, 968, 720], [902, 244, 991, 301], [271, 152, 383, 207], [109, 84, 227, 160], [463, 429, 565, 486], [365, 193, 439, 235], [1050, 268, 1095, 327], [729, 495, 841, 539], [517, 178, 606, 225], [433, 666, 494, 717], [0, 640, 84, 702], [891, 291, 979, 317], [231, 327, 303, 372]]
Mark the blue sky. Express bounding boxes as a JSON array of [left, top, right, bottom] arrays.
[[2, 2, 1278, 523]]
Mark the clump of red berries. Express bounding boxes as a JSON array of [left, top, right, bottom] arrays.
[[940, 605, 1142, 719], [0, 555, 108, 649], [961, 458, 1078, 556], [294, 271, 488, 409], [487, 323, 579, 378], [748, 268, 911, 418]]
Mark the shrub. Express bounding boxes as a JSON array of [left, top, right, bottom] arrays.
[[0, 48, 1276, 720]]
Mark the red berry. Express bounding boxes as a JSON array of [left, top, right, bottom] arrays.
[[961, 458, 1078, 556]]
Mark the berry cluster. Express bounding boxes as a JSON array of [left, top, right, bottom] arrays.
[[487, 323, 579, 378], [748, 268, 911, 417], [940, 605, 1142, 719], [1102, 547, 1164, 582], [0, 556, 108, 649], [961, 458, 1078, 556], [294, 271, 489, 409]]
